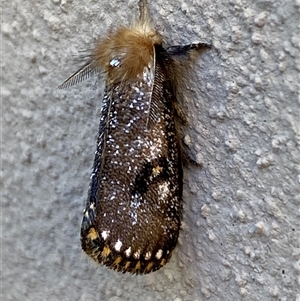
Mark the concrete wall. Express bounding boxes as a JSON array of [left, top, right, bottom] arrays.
[[2, 0, 299, 300]]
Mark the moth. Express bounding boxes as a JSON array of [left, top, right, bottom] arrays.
[[59, 0, 210, 274]]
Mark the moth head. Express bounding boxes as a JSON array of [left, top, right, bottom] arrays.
[[92, 25, 162, 83]]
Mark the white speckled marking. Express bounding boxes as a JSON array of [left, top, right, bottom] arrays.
[[155, 249, 163, 260], [125, 247, 131, 257], [145, 251, 152, 260], [130, 211, 138, 225], [133, 250, 141, 259], [147, 135, 163, 160], [101, 230, 110, 240], [158, 182, 170, 200], [114, 239, 122, 251]]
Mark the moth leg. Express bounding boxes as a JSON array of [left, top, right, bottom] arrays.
[[167, 42, 210, 167], [177, 135, 202, 167], [182, 149, 202, 167], [166, 42, 211, 57], [175, 123, 202, 167], [173, 101, 188, 125], [167, 41, 211, 124]]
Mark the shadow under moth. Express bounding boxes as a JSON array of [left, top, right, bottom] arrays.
[[59, 0, 210, 274]]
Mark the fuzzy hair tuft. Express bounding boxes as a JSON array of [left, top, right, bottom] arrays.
[[92, 22, 163, 83]]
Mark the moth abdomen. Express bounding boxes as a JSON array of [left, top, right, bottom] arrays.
[[60, 0, 211, 275]]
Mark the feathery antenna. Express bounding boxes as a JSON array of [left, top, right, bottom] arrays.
[[58, 61, 98, 89]]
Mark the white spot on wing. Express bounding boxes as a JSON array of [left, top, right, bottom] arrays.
[[155, 249, 163, 260], [114, 239, 123, 252], [130, 211, 138, 225], [101, 230, 110, 240], [145, 251, 152, 260], [158, 182, 170, 200], [125, 247, 132, 257], [133, 250, 141, 259]]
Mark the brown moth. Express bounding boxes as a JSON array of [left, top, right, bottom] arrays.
[[59, 0, 210, 274]]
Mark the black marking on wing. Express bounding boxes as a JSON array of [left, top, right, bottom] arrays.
[[132, 157, 172, 195]]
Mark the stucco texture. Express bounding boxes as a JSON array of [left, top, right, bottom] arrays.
[[2, 0, 299, 300]]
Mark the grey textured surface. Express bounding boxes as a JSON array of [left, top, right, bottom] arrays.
[[2, 0, 299, 300]]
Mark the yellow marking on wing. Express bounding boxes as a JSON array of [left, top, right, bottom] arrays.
[[101, 246, 111, 258], [152, 165, 163, 176], [113, 255, 122, 266], [160, 258, 166, 266], [124, 261, 131, 271], [135, 261, 141, 271], [87, 227, 99, 240], [145, 262, 154, 272]]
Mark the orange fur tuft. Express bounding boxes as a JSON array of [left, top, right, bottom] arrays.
[[92, 23, 163, 83]]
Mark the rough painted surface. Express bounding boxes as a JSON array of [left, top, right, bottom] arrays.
[[2, 0, 299, 300]]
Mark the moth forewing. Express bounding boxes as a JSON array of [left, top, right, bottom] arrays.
[[60, 0, 211, 275]]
